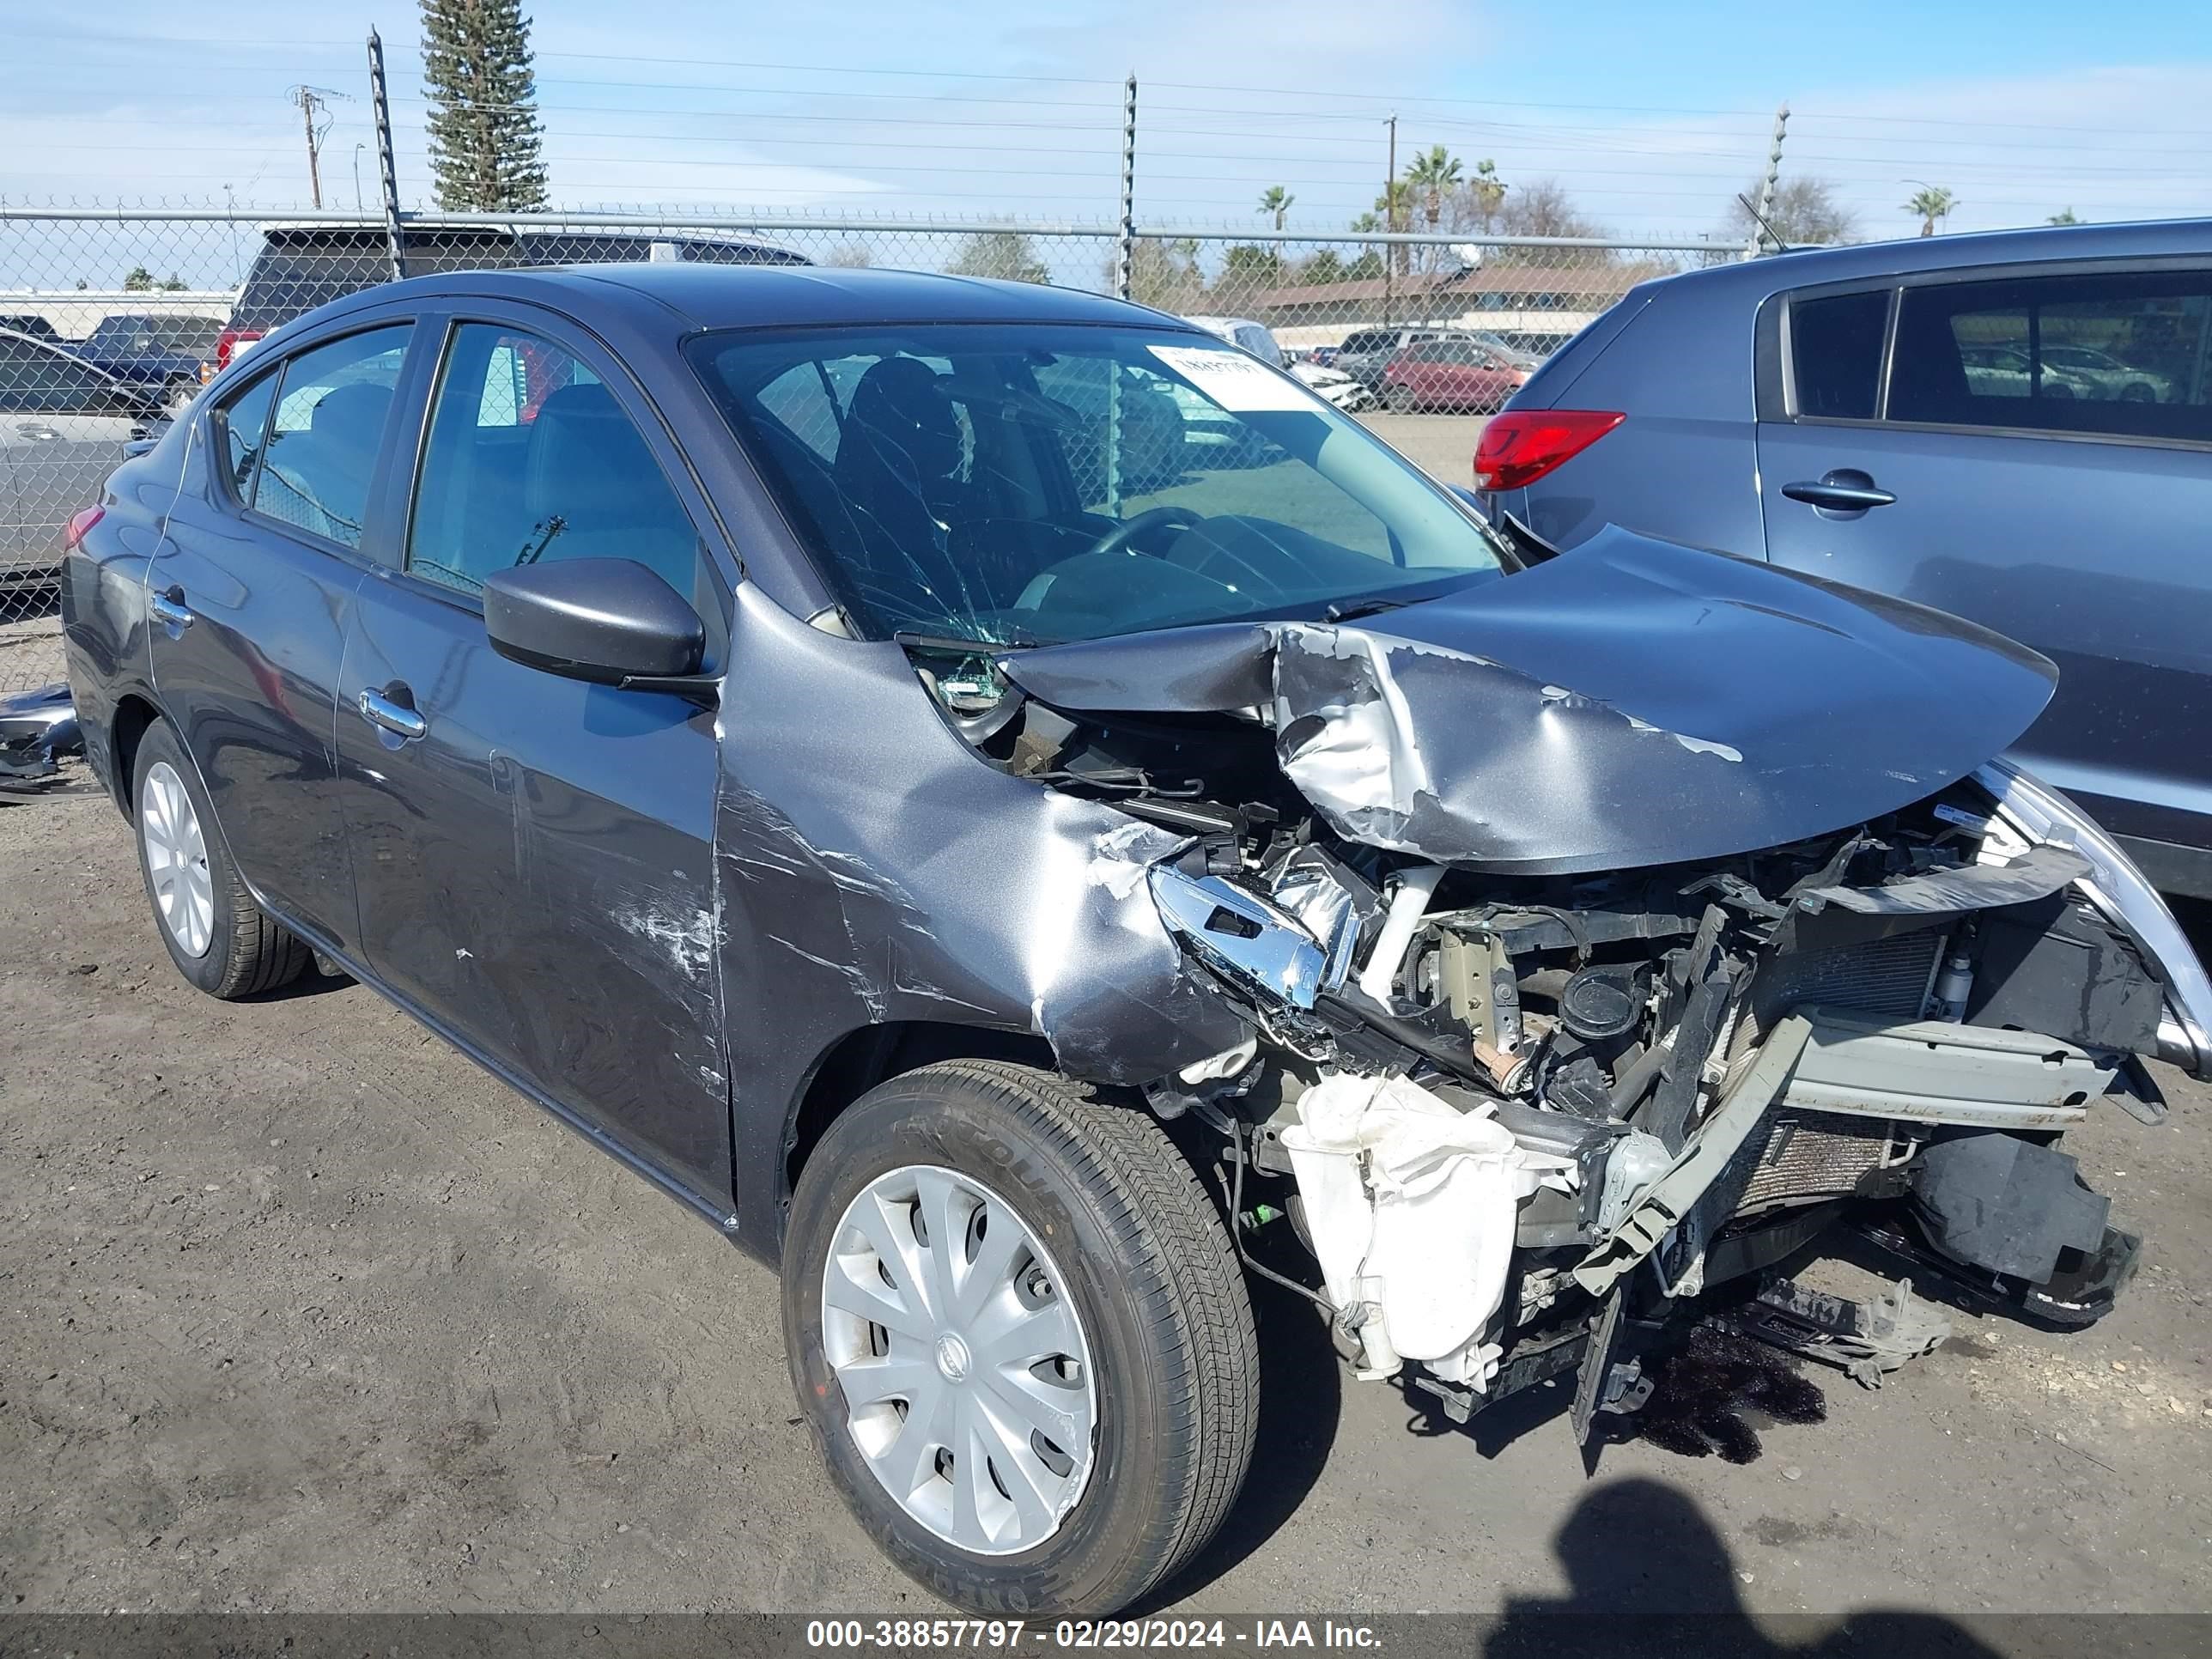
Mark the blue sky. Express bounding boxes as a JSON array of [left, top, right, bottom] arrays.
[[3, 0, 2209, 242]]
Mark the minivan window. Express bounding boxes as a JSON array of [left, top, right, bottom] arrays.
[[690, 322, 1509, 646], [1889, 270, 2212, 442], [408, 322, 700, 602], [1790, 289, 1889, 420], [251, 325, 411, 549]]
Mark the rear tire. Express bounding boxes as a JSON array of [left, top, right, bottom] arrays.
[[784, 1060, 1258, 1615], [131, 720, 311, 1000], [1384, 382, 1415, 412]]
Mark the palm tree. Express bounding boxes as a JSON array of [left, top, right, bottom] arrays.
[[1371, 180, 1415, 278], [1466, 157, 1506, 225], [1257, 185, 1295, 231], [1904, 185, 1957, 237], [1404, 146, 1465, 277], [1405, 144, 1464, 230]]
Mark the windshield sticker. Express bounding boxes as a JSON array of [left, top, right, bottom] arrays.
[[1148, 344, 1316, 411]]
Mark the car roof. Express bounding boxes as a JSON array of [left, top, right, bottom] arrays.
[[1655, 216, 2212, 301], [309, 263, 1206, 336], [0, 326, 120, 371]]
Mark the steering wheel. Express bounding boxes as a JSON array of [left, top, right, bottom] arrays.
[[1085, 504, 1207, 561]]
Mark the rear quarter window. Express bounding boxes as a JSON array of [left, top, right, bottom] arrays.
[[1889, 269, 2212, 443]]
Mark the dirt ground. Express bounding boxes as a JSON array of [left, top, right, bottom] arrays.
[[3, 783, 2210, 1622]]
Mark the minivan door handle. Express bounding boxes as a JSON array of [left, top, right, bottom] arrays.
[[357, 686, 428, 742], [1781, 471, 1897, 513]]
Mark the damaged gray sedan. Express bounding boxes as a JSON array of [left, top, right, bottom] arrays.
[[61, 265, 2212, 1616]]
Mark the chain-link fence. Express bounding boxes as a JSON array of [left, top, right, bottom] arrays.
[[0, 204, 1741, 689]]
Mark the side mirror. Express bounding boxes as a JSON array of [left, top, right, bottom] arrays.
[[482, 557, 714, 700]]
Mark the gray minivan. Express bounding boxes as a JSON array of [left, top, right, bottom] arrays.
[[1479, 220, 2212, 896]]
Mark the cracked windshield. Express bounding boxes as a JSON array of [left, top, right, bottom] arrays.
[[690, 324, 1507, 645]]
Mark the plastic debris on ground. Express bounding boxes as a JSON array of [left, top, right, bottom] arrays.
[[0, 682, 89, 800]]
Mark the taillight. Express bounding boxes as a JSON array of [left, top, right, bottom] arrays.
[[1474, 409, 1625, 492], [215, 328, 264, 369], [64, 506, 104, 550]]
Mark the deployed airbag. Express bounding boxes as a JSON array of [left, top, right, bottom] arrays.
[[1280, 1073, 1573, 1389]]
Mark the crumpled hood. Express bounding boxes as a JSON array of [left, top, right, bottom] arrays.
[[998, 526, 2057, 874]]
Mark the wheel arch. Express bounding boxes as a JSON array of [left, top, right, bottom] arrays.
[[109, 690, 162, 813], [781, 1019, 1058, 1219]]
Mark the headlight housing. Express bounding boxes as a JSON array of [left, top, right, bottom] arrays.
[[1977, 758, 2211, 1079]]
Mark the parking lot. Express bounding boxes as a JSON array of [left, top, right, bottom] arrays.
[[5, 787, 2210, 1620], [1357, 412, 1487, 483]]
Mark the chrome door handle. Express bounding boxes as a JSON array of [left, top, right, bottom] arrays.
[[357, 688, 427, 741], [149, 592, 193, 629]]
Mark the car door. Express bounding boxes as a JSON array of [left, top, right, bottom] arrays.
[[331, 310, 731, 1197], [147, 320, 416, 951], [1443, 343, 1518, 412], [1757, 265, 2212, 873], [0, 332, 156, 576], [0, 354, 21, 573]]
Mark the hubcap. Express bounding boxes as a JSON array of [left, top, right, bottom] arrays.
[[820, 1164, 1097, 1556], [140, 760, 214, 958]]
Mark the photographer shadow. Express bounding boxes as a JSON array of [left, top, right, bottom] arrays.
[[1486, 1478, 2004, 1659]]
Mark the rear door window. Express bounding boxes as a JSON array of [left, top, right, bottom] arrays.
[[1889, 269, 2212, 441], [1789, 289, 1890, 420], [251, 325, 412, 549]]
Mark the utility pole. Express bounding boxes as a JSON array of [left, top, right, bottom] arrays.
[[1382, 113, 1398, 328], [294, 86, 327, 208], [1745, 102, 1790, 258], [290, 83, 349, 211]]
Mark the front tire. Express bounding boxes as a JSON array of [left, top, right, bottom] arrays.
[[784, 1060, 1258, 1615], [131, 720, 311, 999], [1384, 382, 1415, 412]]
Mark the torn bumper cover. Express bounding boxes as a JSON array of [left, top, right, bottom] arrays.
[[1977, 758, 2212, 1080]]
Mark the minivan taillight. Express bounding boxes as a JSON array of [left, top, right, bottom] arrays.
[[215, 327, 264, 369], [64, 506, 104, 550], [1474, 410, 1624, 492]]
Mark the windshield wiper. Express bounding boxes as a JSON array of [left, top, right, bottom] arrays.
[[1323, 595, 1412, 624], [893, 627, 1061, 653]]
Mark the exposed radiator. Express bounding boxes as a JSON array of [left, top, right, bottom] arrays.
[[1757, 929, 1946, 1023], [1727, 928, 1947, 1079], [1736, 1110, 1917, 1214]]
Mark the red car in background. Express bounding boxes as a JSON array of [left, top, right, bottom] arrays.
[[1382, 337, 1535, 412]]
